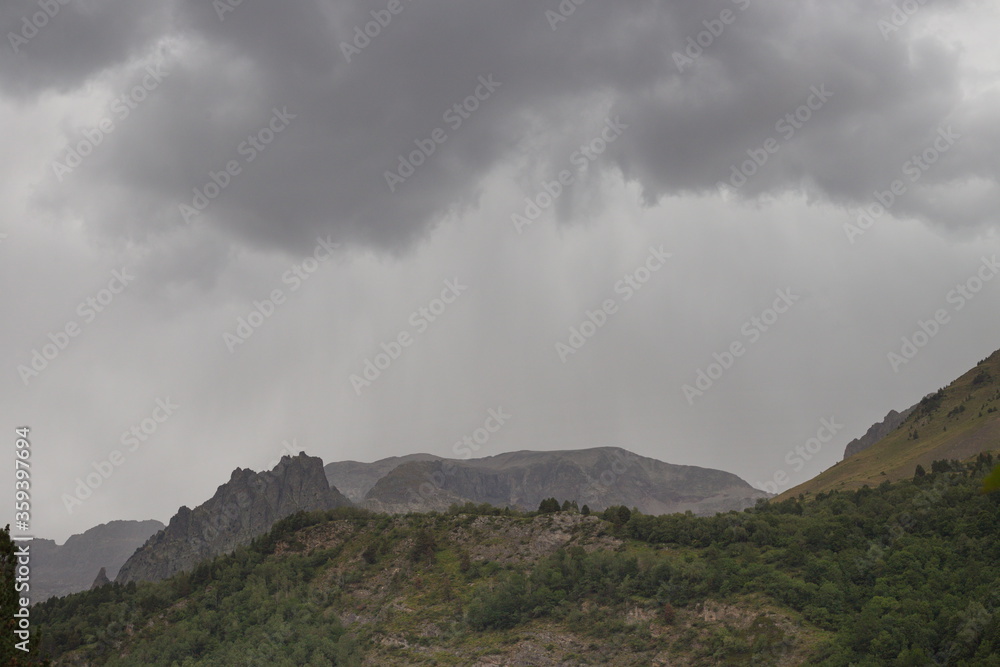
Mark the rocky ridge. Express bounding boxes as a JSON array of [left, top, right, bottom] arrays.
[[115, 453, 351, 583]]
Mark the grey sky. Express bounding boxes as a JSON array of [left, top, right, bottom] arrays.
[[1, 0, 998, 542]]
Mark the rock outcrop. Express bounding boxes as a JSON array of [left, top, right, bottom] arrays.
[[116, 453, 351, 584], [843, 405, 916, 460], [90, 567, 111, 589]]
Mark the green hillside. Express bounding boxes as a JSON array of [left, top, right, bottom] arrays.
[[777, 349, 1000, 502], [21, 456, 1000, 666]]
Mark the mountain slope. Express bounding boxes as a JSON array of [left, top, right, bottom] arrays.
[[29, 519, 164, 602], [32, 458, 1000, 665], [361, 446, 769, 515], [778, 348, 1000, 500], [324, 453, 442, 503], [115, 453, 351, 584]]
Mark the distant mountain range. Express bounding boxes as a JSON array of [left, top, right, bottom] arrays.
[[30, 519, 163, 602], [61, 344, 1000, 591], [40, 348, 1000, 593], [326, 446, 770, 516], [324, 453, 442, 503], [93, 446, 767, 585]]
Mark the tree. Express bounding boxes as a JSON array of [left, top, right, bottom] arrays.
[[983, 464, 1000, 494], [602, 505, 631, 526], [581, 505, 590, 516], [663, 603, 676, 624], [537, 498, 560, 514], [914, 464, 926, 478], [617, 506, 632, 525], [410, 529, 437, 563], [457, 549, 472, 573]]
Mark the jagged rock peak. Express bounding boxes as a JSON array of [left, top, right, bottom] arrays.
[[91, 567, 111, 589], [115, 452, 351, 584]]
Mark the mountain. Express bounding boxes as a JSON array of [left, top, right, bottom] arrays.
[[324, 453, 442, 503], [115, 453, 351, 584], [33, 457, 1000, 665], [842, 405, 916, 459], [354, 446, 769, 515], [29, 519, 163, 602], [778, 348, 1000, 500]]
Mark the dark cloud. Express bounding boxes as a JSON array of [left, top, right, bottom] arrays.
[[8, 0, 993, 274], [0, 0, 175, 95]]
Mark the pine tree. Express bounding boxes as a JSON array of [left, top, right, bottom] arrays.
[[537, 498, 560, 514]]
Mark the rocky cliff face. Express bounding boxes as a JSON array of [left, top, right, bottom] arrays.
[[30, 519, 164, 602], [843, 405, 916, 459], [361, 447, 769, 516], [115, 453, 351, 584]]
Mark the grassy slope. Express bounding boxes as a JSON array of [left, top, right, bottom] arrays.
[[776, 348, 1000, 501]]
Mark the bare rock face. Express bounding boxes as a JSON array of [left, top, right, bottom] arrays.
[[843, 405, 916, 460], [360, 447, 770, 516], [90, 567, 111, 590], [115, 453, 351, 584]]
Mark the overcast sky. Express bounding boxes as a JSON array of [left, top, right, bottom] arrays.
[[2, 0, 999, 542]]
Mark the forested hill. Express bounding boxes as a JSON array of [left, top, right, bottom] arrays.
[[23, 453, 1000, 666]]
